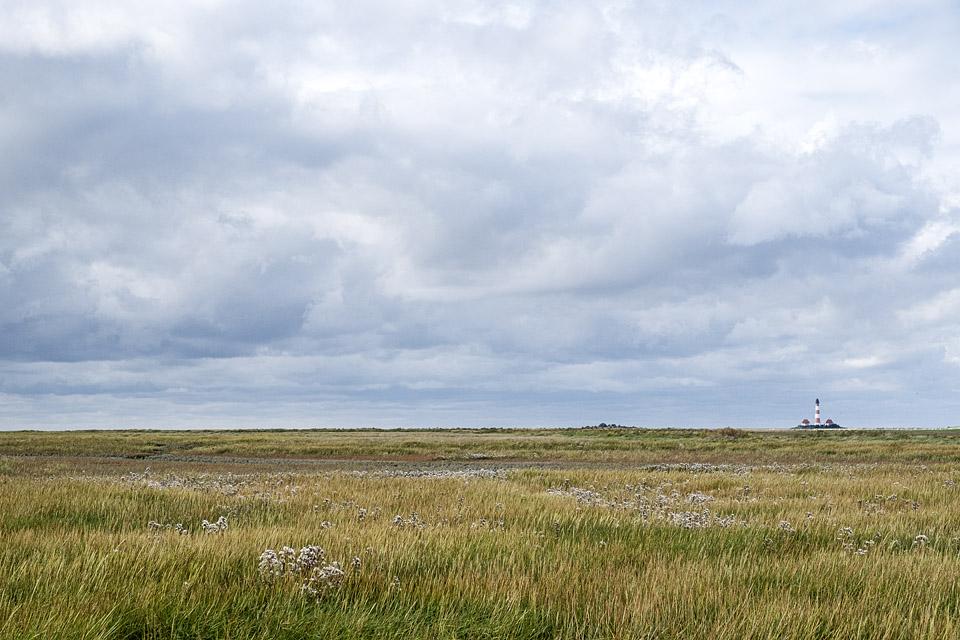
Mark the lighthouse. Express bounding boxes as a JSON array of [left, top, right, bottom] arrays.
[[796, 398, 841, 428]]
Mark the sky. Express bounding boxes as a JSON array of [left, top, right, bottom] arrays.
[[2, 1, 960, 429]]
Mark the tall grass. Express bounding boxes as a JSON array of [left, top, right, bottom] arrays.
[[2, 438, 960, 638]]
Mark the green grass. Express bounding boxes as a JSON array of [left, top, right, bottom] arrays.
[[4, 427, 960, 463], [3, 429, 960, 638]]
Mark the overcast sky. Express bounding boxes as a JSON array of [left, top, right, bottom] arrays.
[[2, 1, 960, 429]]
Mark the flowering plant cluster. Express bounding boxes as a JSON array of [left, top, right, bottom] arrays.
[[148, 516, 229, 535], [147, 520, 189, 535], [548, 484, 741, 529], [258, 545, 362, 599], [201, 516, 228, 534], [391, 512, 426, 529]]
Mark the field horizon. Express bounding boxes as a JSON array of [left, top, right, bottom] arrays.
[[5, 426, 960, 465]]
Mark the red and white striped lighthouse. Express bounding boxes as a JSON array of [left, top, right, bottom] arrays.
[[815, 398, 821, 425]]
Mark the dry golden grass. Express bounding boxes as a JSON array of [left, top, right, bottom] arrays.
[[3, 429, 960, 638]]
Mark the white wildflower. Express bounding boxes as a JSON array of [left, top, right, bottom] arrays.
[[302, 562, 345, 598], [258, 549, 284, 581], [296, 545, 325, 572], [148, 520, 190, 535], [278, 546, 297, 572], [666, 509, 739, 529], [201, 515, 228, 534]]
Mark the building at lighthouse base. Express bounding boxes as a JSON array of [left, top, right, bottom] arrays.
[[794, 418, 843, 429]]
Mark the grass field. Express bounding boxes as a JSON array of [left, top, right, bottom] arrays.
[[3, 427, 960, 639]]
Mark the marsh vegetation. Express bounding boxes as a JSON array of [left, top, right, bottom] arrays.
[[3, 428, 960, 638]]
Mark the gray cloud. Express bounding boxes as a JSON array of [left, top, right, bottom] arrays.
[[2, 0, 960, 427]]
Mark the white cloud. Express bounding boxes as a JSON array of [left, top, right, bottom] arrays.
[[899, 288, 960, 324], [2, 0, 960, 427]]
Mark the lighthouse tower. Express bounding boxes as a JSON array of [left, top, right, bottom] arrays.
[[796, 398, 841, 428]]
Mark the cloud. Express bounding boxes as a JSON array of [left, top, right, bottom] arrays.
[[2, 0, 960, 427], [729, 117, 939, 245]]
